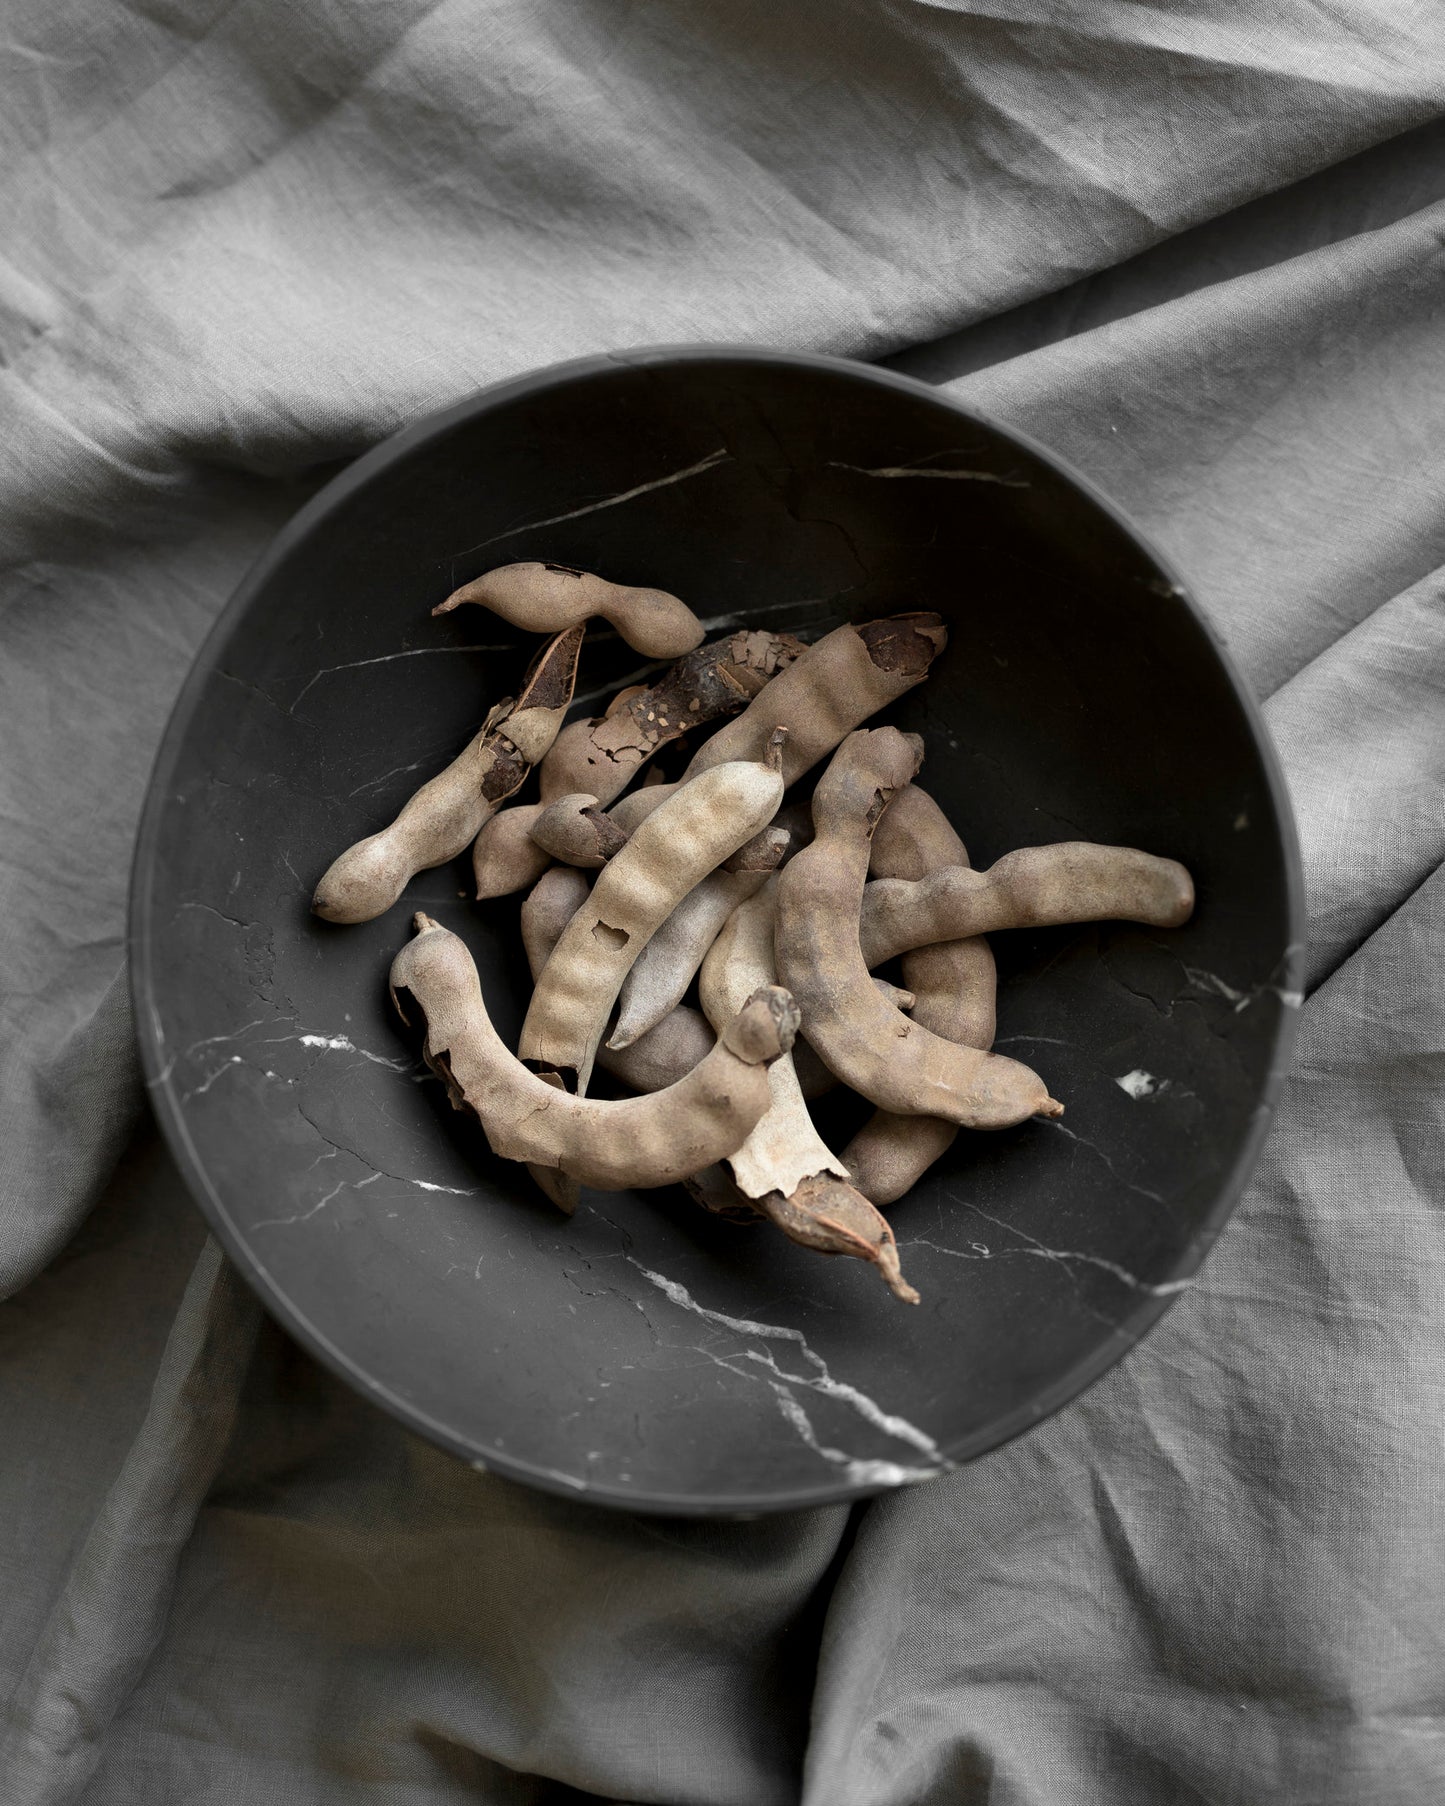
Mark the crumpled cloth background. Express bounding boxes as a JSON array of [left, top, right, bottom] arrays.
[[2, 4, 1443, 1801]]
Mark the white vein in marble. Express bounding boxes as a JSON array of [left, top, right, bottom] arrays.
[[1041, 1119, 1165, 1203], [918, 1193, 1193, 1300], [1185, 965, 1304, 1012], [253, 1170, 383, 1229], [455, 447, 732, 556], [625, 1260, 950, 1469], [291, 643, 512, 713]]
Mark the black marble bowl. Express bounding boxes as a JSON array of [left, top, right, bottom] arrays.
[[131, 349, 1304, 1515]]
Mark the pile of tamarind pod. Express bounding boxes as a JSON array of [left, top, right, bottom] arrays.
[[315, 560, 1197, 1308]]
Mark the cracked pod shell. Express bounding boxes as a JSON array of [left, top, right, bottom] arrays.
[[131, 348, 1304, 1516]]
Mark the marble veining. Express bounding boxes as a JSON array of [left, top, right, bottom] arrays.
[[1040, 1119, 1165, 1204], [290, 643, 511, 714], [624, 1260, 952, 1475], [453, 446, 732, 558], [918, 1191, 1192, 1300]]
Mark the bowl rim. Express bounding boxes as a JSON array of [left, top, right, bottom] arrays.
[[129, 344, 1307, 1516]]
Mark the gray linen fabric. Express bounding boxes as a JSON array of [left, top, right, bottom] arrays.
[[1, 5, 1443, 1801]]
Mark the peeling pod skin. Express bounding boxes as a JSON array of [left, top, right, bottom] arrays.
[[545, 630, 804, 807], [775, 728, 1064, 1129], [699, 879, 917, 1304], [390, 915, 797, 1196], [857, 843, 1196, 967], [531, 794, 630, 869], [434, 561, 705, 659], [519, 741, 786, 1095], [843, 782, 996, 1208], [471, 631, 801, 898], [605, 613, 947, 830], [312, 625, 583, 924]]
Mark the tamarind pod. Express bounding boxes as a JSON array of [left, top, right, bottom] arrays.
[[684, 614, 946, 783], [473, 804, 554, 901], [553, 630, 806, 806], [609, 785, 674, 833], [312, 626, 583, 925], [390, 916, 796, 1197], [698, 881, 917, 1303], [858, 844, 1196, 967], [700, 883, 848, 1200], [520, 740, 787, 1096], [776, 729, 1063, 1129], [519, 864, 593, 979], [599, 1006, 716, 1093], [679, 1167, 917, 1303], [604, 684, 650, 717], [607, 819, 794, 1050], [434, 561, 704, 659], [791, 1036, 838, 1102], [531, 794, 631, 869], [521, 864, 718, 1096], [606, 614, 948, 830], [843, 782, 994, 1207]]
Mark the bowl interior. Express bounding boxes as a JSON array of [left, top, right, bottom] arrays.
[[133, 350, 1301, 1513]]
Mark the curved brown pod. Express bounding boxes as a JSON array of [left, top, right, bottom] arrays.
[[775, 729, 1063, 1129], [857, 843, 1195, 967], [607, 613, 948, 830], [312, 625, 583, 924], [434, 562, 704, 659], [843, 783, 996, 1207], [390, 915, 798, 1197]]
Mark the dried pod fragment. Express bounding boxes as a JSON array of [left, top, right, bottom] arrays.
[[843, 782, 995, 1207], [775, 729, 1063, 1128], [531, 794, 631, 869], [857, 843, 1196, 965], [312, 626, 583, 925], [520, 738, 787, 1096], [390, 915, 797, 1197], [435, 561, 704, 658], [698, 880, 917, 1304]]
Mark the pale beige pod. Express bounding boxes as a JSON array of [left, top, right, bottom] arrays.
[[434, 561, 705, 658], [312, 625, 583, 925], [842, 782, 995, 1207], [857, 843, 1196, 966], [775, 729, 1063, 1130], [606, 612, 947, 831], [390, 915, 797, 1197], [519, 736, 786, 1096]]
